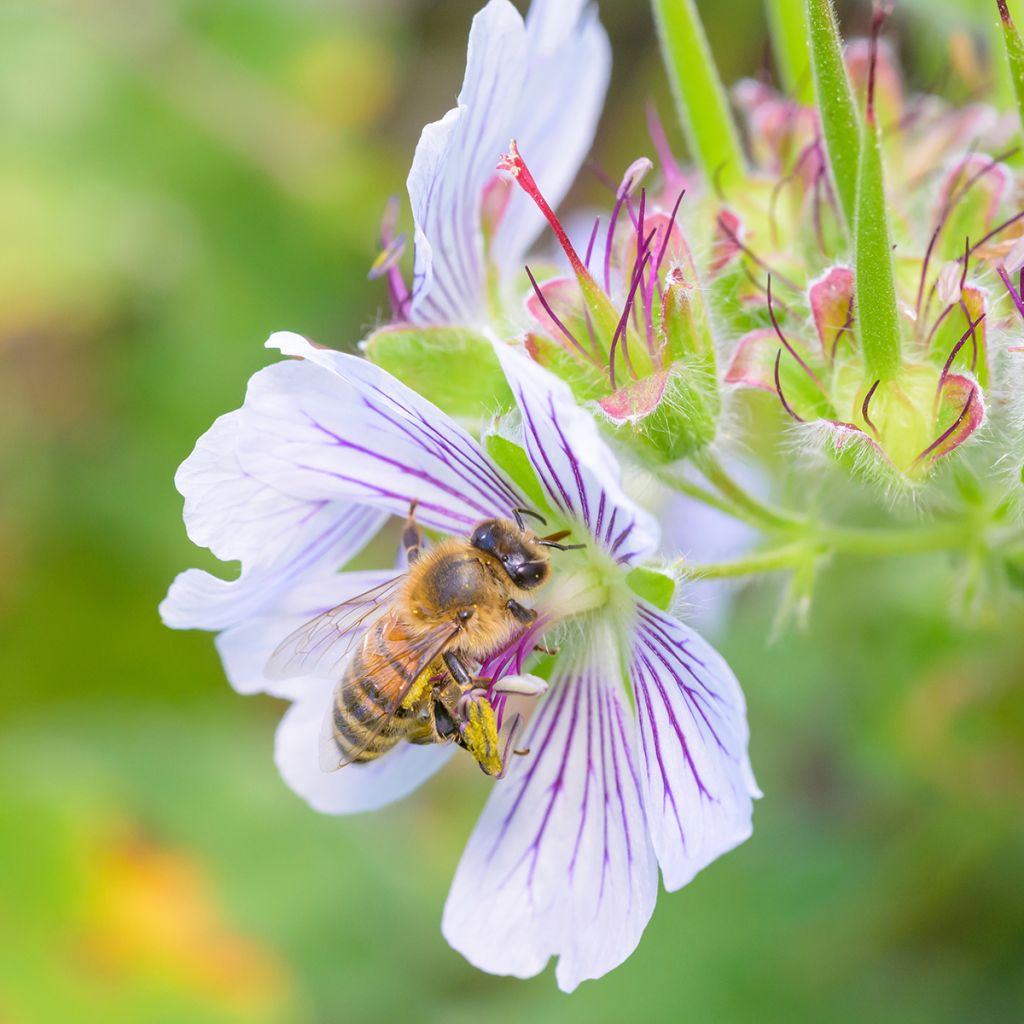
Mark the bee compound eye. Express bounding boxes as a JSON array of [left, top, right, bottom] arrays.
[[457, 608, 474, 622]]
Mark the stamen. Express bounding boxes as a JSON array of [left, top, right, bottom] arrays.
[[371, 197, 410, 319], [717, 214, 802, 293], [939, 311, 985, 389], [605, 183, 631, 293], [767, 275, 826, 393], [997, 265, 1024, 320], [915, 146, 1015, 321], [773, 349, 805, 422], [962, 208, 1024, 262], [636, 189, 657, 356], [585, 217, 601, 271], [866, 3, 893, 127], [608, 236, 654, 389], [861, 379, 881, 437], [959, 296, 979, 374], [652, 189, 687, 279], [913, 389, 976, 466], [831, 295, 856, 361], [525, 265, 594, 363], [646, 101, 686, 188]]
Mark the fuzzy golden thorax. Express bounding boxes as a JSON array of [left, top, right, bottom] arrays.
[[400, 521, 550, 661]]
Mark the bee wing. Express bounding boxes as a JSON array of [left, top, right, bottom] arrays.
[[319, 619, 462, 771], [266, 574, 406, 681]]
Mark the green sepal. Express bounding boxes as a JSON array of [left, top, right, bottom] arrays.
[[651, 0, 746, 191], [767, 0, 813, 104], [807, 0, 860, 232], [615, 365, 720, 464], [854, 114, 902, 382], [998, 0, 1024, 137], [364, 326, 512, 425], [483, 434, 552, 519], [627, 565, 677, 611], [662, 273, 715, 364]]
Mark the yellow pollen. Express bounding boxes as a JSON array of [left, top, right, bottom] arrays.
[[462, 699, 503, 776], [400, 660, 443, 710]]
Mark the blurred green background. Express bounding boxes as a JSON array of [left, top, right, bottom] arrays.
[[2, 0, 1022, 1021]]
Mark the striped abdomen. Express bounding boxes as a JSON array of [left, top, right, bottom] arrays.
[[328, 612, 438, 764]]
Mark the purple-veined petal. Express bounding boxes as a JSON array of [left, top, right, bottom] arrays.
[[630, 602, 759, 891], [407, 0, 527, 326], [160, 504, 385, 632], [493, 0, 611, 273], [275, 676, 455, 814], [174, 407, 360, 570], [234, 333, 525, 534], [493, 341, 660, 562], [212, 570, 397, 699], [443, 632, 658, 992]]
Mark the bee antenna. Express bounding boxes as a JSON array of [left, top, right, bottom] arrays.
[[538, 541, 586, 551], [513, 507, 547, 527]]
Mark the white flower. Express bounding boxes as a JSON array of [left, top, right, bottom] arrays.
[[404, 0, 610, 327], [162, 330, 759, 991]]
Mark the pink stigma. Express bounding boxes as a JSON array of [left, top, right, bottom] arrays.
[[499, 140, 591, 280]]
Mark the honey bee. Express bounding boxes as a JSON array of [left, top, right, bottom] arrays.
[[267, 504, 581, 777]]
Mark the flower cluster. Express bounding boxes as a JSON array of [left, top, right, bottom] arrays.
[[163, 0, 1024, 994]]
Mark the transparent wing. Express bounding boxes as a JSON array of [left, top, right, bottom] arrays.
[[319, 618, 463, 771], [266, 574, 406, 681]]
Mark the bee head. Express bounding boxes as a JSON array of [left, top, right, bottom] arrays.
[[470, 518, 550, 590]]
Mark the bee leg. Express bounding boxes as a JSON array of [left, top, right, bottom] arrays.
[[506, 599, 537, 625], [402, 499, 423, 564], [442, 650, 473, 688]]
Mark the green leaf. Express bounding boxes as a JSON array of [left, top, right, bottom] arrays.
[[364, 326, 512, 424], [998, 0, 1024, 136], [767, 0, 813, 104], [483, 434, 551, 518], [651, 0, 746, 191], [854, 112, 902, 382], [807, 0, 860, 232], [627, 566, 677, 611]]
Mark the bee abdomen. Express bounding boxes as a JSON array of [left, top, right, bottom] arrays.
[[329, 642, 408, 763]]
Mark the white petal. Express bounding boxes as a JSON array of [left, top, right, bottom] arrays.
[[493, 341, 660, 561], [233, 333, 525, 534], [212, 570, 396, 699], [275, 676, 455, 815], [407, 0, 528, 326], [175, 408, 343, 569], [630, 603, 760, 891], [443, 636, 658, 992], [160, 503, 385, 632], [494, 0, 611, 272]]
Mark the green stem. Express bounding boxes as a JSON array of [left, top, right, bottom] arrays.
[[806, 0, 860, 232], [680, 523, 971, 581], [766, 0, 813, 104], [651, 0, 746, 192], [657, 468, 766, 530], [818, 523, 967, 557], [680, 543, 815, 580], [693, 451, 806, 530]]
